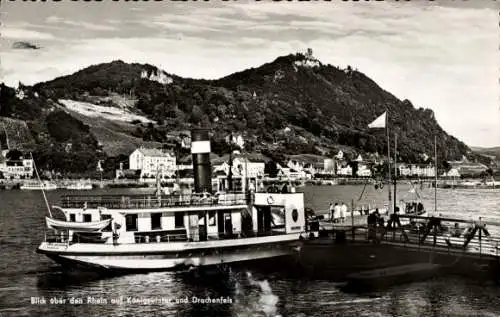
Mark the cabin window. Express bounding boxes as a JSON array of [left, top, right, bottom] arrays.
[[208, 211, 216, 226], [101, 214, 112, 232], [174, 212, 184, 228], [126, 214, 138, 231], [69, 214, 75, 222], [83, 214, 92, 223], [151, 213, 162, 230]]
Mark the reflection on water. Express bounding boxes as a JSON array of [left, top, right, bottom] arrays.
[[1, 186, 500, 316]]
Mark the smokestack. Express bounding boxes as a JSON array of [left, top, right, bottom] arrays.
[[191, 129, 212, 193]]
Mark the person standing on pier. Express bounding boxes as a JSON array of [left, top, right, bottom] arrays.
[[367, 212, 377, 240], [340, 202, 347, 223], [334, 203, 341, 223], [329, 203, 334, 221]]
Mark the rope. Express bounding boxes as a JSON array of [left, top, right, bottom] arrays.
[[409, 181, 422, 200], [30, 152, 52, 218], [357, 179, 369, 202]]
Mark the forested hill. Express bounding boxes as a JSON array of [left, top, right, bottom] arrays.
[[0, 50, 489, 174]]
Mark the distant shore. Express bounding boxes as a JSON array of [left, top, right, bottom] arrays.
[[0, 177, 497, 190]]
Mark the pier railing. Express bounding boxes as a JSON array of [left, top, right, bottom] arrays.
[[314, 215, 500, 258], [60, 192, 249, 209]]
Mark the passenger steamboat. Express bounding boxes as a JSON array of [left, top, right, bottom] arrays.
[[65, 180, 93, 190], [21, 180, 57, 191], [37, 130, 305, 271]]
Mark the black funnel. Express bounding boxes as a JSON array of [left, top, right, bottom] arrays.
[[191, 129, 212, 193]]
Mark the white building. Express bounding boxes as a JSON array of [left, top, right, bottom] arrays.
[[357, 166, 372, 177], [287, 160, 304, 173], [287, 157, 336, 176], [214, 157, 265, 178], [442, 168, 460, 178], [225, 134, 245, 149], [212, 155, 266, 192], [398, 164, 435, 178], [398, 164, 412, 177], [410, 165, 435, 177], [323, 159, 336, 174], [337, 165, 352, 176], [277, 167, 305, 180], [176, 163, 193, 171], [0, 158, 33, 179], [129, 147, 176, 179]]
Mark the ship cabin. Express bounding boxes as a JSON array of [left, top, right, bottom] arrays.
[[50, 191, 305, 245]]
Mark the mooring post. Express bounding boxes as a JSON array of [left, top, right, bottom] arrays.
[[479, 217, 482, 256], [433, 224, 437, 246], [417, 227, 420, 250], [351, 199, 354, 242]]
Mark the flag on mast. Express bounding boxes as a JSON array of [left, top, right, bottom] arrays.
[[368, 111, 386, 129], [97, 160, 103, 172]]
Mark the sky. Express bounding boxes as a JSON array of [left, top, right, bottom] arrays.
[[0, 0, 498, 148]]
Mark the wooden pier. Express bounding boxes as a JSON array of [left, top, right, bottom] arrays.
[[300, 214, 500, 281]]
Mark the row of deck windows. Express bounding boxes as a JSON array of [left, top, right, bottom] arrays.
[[69, 211, 220, 232], [124, 212, 186, 232], [70, 214, 93, 222]]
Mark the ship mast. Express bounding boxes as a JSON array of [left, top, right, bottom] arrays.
[[434, 135, 437, 213], [393, 133, 397, 215], [386, 110, 392, 214]]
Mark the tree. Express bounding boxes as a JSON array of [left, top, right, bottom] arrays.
[[190, 105, 204, 124], [442, 160, 451, 173], [264, 161, 279, 178], [6, 149, 23, 161], [347, 161, 358, 177], [486, 168, 494, 176]]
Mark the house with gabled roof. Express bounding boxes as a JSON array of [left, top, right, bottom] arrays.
[[129, 146, 176, 179]]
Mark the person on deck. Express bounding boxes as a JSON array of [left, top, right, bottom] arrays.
[[281, 183, 288, 193], [249, 181, 255, 193], [172, 182, 180, 194], [329, 203, 334, 222]]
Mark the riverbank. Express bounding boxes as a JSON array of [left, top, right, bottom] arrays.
[[0, 179, 152, 190], [0, 177, 497, 190]]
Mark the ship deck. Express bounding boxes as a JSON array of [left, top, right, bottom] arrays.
[[60, 192, 249, 209]]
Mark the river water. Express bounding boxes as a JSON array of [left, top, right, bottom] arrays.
[[1, 185, 499, 317]]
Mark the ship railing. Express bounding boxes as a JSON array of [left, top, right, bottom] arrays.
[[132, 229, 287, 244], [60, 192, 248, 209], [44, 231, 70, 245]]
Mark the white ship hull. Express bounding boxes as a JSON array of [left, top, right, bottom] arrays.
[[66, 184, 93, 190], [21, 182, 58, 190], [37, 235, 301, 271]]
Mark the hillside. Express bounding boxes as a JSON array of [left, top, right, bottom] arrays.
[[0, 117, 35, 151], [0, 50, 489, 174], [471, 146, 500, 167]]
